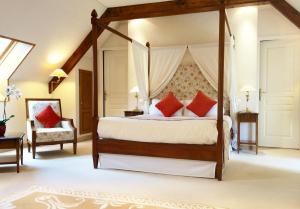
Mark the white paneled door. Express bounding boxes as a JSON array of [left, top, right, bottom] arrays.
[[104, 50, 128, 116], [259, 39, 300, 149]]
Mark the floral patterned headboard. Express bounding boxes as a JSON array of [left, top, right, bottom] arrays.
[[156, 64, 230, 114]]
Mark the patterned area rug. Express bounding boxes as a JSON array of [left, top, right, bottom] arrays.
[[0, 186, 227, 209]]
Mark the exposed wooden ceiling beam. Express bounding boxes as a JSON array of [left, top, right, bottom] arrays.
[[98, 0, 269, 23], [270, 0, 300, 29], [48, 10, 110, 94]]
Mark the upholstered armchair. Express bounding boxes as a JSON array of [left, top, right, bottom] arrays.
[[25, 98, 77, 159]]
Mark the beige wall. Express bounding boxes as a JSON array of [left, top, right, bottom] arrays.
[[228, 7, 259, 113], [0, 81, 50, 133], [52, 54, 93, 135], [258, 6, 299, 38]]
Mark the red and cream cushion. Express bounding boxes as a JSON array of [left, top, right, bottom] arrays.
[[155, 92, 184, 117], [149, 99, 183, 116], [35, 105, 61, 128], [186, 91, 217, 117]]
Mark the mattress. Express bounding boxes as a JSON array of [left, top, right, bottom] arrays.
[[98, 115, 232, 145]]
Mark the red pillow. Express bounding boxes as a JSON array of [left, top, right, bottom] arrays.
[[187, 91, 217, 117], [155, 92, 183, 117], [35, 105, 61, 128]]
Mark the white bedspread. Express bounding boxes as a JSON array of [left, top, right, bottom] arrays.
[[98, 115, 232, 145]]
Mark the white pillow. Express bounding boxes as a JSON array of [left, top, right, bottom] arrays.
[[205, 103, 218, 117], [183, 101, 223, 117], [149, 99, 183, 117], [149, 99, 162, 116]]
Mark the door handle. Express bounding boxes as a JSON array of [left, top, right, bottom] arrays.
[[259, 88, 266, 101]]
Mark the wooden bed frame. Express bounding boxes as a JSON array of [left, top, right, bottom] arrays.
[[91, 2, 227, 180]]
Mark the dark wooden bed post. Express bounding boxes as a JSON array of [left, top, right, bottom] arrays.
[[91, 10, 99, 168], [215, 1, 226, 181], [146, 42, 151, 98]]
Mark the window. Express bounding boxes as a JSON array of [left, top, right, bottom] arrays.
[[0, 35, 34, 80]]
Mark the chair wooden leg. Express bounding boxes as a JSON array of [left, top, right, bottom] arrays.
[[60, 143, 63, 150], [73, 142, 77, 154], [32, 144, 36, 159], [27, 140, 31, 153]]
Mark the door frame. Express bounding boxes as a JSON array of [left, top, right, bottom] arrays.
[[258, 36, 300, 149], [79, 69, 93, 135]]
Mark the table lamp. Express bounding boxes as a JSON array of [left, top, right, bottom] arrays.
[[130, 86, 140, 111], [240, 85, 256, 112]]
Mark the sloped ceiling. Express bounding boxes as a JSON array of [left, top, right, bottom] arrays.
[[286, 0, 300, 12], [0, 0, 105, 82]]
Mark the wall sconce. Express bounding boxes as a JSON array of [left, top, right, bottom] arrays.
[[49, 69, 68, 92]]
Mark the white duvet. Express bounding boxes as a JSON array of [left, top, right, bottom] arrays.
[[98, 115, 232, 145]]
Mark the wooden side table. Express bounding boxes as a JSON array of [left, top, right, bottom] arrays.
[[124, 110, 144, 117], [237, 112, 259, 154], [0, 133, 25, 173]]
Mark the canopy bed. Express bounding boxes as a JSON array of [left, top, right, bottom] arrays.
[[90, 2, 237, 180]]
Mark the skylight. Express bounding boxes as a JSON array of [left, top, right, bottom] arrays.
[[0, 36, 34, 80]]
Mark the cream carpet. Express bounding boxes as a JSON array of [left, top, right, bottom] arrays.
[[0, 141, 299, 209]]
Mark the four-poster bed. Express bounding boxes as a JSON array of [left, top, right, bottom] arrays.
[[91, 2, 228, 180]]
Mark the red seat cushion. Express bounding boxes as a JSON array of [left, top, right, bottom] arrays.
[[155, 92, 183, 117], [35, 105, 61, 128], [187, 91, 217, 117]]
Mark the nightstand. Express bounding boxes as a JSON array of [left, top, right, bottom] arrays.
[[237, 112, 259, 154], [124, 110, 144, 117]]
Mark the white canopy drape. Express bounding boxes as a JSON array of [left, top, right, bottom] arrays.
[[132, 41, 149, 100], [229, 36, 238, 142], [188, 44, 229, 95], [131, 40, 237, 126], [150, 45, 187, 98]]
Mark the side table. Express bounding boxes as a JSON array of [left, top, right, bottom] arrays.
[[0, 133, 25, 173]]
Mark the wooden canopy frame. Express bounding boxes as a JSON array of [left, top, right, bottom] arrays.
[[49, 0, 300, 94], [91, 0, 229, 180]]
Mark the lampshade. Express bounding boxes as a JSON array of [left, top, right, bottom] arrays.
[[50, 69, 68, 78], [240, 85, 256, 92], [130, 86, 139, 93]]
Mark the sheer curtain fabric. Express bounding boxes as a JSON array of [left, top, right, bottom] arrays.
[[131, 41, 149, 111], [150, 46, 186, 98]]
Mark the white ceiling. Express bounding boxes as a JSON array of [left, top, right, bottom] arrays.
[[0, 0, 105, 82], [97, 0, 169, 7]]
